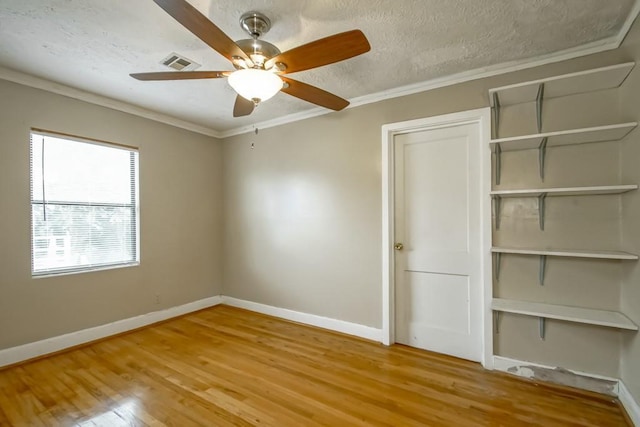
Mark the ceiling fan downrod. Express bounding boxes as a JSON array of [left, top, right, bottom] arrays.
[[239, 12, 271, 39]]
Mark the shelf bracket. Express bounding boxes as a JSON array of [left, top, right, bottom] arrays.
[[494, 252, 502, 282], [492, 92, 501, 139], [539, 317, 546, 340], [494, 311, 502, 334], [494, 195, 502, 230], [539, 255, 547, 286], [538, 193, 547, 230], [538, 137, 548, 181], [536, 83, 545, 133], [494, 143, 502, 185]]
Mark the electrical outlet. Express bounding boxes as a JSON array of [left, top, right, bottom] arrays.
[[154, 294, 160, 305]]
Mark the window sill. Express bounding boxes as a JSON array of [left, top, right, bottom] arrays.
[[32, 262, 140, 279]]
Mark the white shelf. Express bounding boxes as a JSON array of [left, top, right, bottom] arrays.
[[491, 247, 638, 260], [491, 184, 638, 198], [492, 298, 638, 330], [489, 122, 637, 151], [489, 62, 635, 107]]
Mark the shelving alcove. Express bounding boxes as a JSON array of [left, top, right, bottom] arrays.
[[488, 62, 639, 339]]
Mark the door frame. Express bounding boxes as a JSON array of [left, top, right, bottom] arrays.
[[381, 108, 494, 369]]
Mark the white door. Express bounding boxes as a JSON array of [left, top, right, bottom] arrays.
[[394, 122, 482, 362]]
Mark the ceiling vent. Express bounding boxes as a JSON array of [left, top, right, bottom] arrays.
[[160, 53, 201, 71]]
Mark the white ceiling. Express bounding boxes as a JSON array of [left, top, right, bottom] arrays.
[[0, 1, 637, 136]]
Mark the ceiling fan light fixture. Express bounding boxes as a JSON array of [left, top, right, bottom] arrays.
[[228, 68, 283, 104], [132, 3, 370, 117]]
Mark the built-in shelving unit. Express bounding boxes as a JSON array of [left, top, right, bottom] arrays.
[[492, 185, 638, 229], [492, 298, 638, 340], [488, 62, 638, 343]]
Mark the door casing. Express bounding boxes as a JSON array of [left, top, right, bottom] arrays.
[[381, 108, 494, 369]]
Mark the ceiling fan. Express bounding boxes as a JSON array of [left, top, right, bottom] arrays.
[[130, 0, 371, 117]]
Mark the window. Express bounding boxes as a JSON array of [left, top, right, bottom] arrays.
[[30, 130, 139, 276]]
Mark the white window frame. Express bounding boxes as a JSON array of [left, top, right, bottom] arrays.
[[29, 129, 140, 277]]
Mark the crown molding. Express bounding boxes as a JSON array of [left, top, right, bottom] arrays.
[[221, 1, 640, 138], [0, 66, 223, 139], [220, 35, 617, 139], [218, 105, 330, 138], [2, 0, 638, 140]]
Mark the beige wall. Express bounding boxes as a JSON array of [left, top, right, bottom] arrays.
[[0, 80, 223, 350], [2, 12, 639, 405], [620, 14, 640, 407], [222, 23, 638, 379]]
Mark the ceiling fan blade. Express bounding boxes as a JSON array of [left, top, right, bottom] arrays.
[[233, 95, 255, 117], [280, 77, 349, 111], [153, 0, 251, 64], [130, 71, 230, 81], [266, 30, 370, 74]]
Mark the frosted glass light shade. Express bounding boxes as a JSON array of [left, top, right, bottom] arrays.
[[228, 69, 283, 103]]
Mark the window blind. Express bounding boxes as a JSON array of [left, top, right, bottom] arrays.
[[30, 131, 139, 276]]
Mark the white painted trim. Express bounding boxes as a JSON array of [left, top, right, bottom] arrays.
[[2, 3, 638, 140], [380, 108, 493, 368], [620, 380, 640, 426], [221, 3, 640, 138], [0, 296, 223, 368], [493, 356, 620, 395], [221, 297, 383, 342], [2, 289, 637, 423], [221, 38, 616, 139], [219, 107, 332, 138], [0, 67, 222, 139], [380, 117, 394, 347], [479, 108, 494, 369], [347, 40, 619, 111]]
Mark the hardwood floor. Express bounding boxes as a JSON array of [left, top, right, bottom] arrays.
[[0, 305, 629, 426]]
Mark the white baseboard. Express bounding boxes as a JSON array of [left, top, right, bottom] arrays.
[[0, 295, 223, 368], [221, 296, 384, 343], [620, 380, 640, 426], [493, 356, 619, 396], [6, 293, 636, 424], [0, 295, 382, 368]]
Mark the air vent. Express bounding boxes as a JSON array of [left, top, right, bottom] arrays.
[[160, 52, 201, 71]]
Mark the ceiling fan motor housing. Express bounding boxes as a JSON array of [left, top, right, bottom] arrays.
[[236, 12, 280, 69], [235, 39, 281, 68], [131, 1, 371, 118]]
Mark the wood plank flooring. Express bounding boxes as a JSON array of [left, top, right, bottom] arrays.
[[0, 305, 629, 426]]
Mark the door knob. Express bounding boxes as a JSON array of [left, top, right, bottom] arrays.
[[394, 243, 404, 250]]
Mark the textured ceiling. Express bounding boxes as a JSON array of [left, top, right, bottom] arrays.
[[0, 0, 636, 134]]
